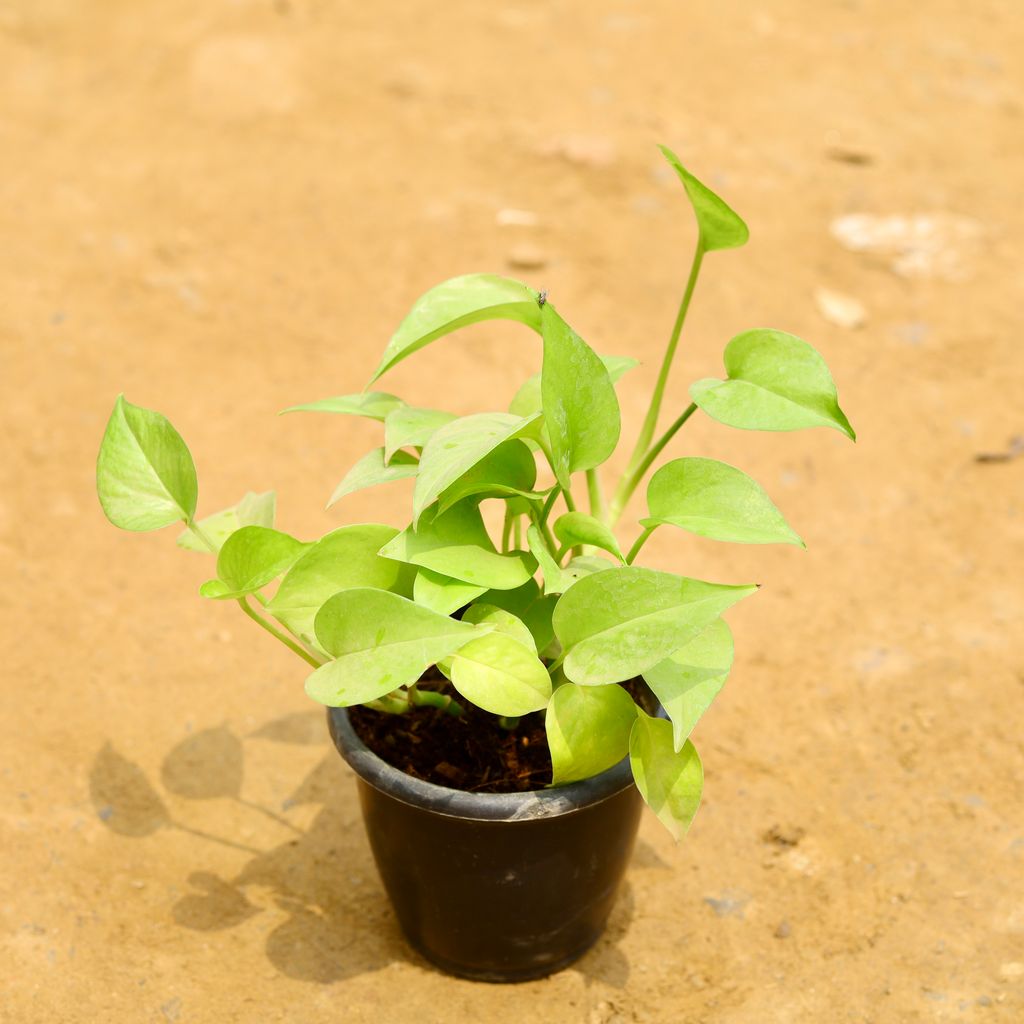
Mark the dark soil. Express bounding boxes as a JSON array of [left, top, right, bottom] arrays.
[[348, 672, 651, 794]]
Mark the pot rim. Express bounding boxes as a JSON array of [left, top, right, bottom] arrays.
[[327, 706, 636, 823]]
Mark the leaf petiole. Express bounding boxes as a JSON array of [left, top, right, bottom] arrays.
[[236, 596, 324, 668], [625, 525, 656, 565]]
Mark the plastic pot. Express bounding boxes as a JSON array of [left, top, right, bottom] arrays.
[[327, 707, 642, 982]]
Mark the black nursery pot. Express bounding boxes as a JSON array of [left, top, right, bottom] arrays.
[[327, 707, 642, 983]]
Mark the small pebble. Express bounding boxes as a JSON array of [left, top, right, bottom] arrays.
[[999, 962, 1023, 979], [496, 208, 538, 227], [506, 244, 548, 270], [774, 920, 792, 939], [814, 287, 867, 329]]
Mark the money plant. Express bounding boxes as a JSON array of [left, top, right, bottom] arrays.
[[96, 145, 854, 839]]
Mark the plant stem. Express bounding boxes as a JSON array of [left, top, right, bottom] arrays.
[[186, 519, 219, 554], [539, 487, 561, 526], [513, 514, 522, 550], [497, 716, 520, 731], [237, 597, 324, 668], [625, 525, 656, 565], [612, 239, 704, 516], [501, 506, 513, 553], [408, 684, 463, 717], [367, 693, 411, 714], [586, 469, 604, 520], [608, 401, 699, 526]]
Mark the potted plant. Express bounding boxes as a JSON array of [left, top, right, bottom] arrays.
[[96, 145, 854, 982]]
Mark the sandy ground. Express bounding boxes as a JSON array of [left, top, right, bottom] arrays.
[[2, 1, 1023, 1021]]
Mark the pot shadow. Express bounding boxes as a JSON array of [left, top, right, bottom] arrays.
[[88, 715, 403, 984]]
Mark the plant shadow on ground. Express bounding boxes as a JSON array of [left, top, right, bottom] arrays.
[[88, 710, 644, 987]]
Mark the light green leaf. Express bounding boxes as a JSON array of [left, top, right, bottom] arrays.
[[545, 682, 638, 785], [564, 554, 617, 584], [690, 329, 855, 439], [414, 413, 541, 524], [199, 526, 308, 600], [280, 392, 405, 421], [380, 502, 536, 590], [450, 632, 551, 717], [643, 619, 733, 751], [630, 711, 703, 840], [437, 440, 543, 514], [658, 145, 748, 252], [384, 407, 457, 462], [328, 449, 417, 508], [643, 457, 803, 547], [541, 304, 621, 489], [177, 490, 275, 553], [527, 524, 571, 595], [553, 511, 625, 562], [413, 569, 487, 615], [461, 603, 537, 652], [370, 274, 541, 383], [481, 580, 557, 654], [96, 395, 198, 531], [306, 590, 484, 706], [553, 567, 757, 685], [509, 354, 639, 419], [268, 524, 415, 638]]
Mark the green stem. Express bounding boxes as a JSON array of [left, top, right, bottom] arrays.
[[186, 519, 219, 554], [608, 402, 699, 526], [513, 515, 522, 550], [612, 239, 704, 514], [539, 487, 561, 526], [497, 716, 520, 731], [407, 684, 463, 717], [501, 506, 513, 553], [237, 597, 323, 668], [586, 469, 604, 520], [625, 525, 656, 565], [367, 694, 411, 715]]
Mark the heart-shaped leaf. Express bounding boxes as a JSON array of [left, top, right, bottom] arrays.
[[384, 407, 457, 462], [643, 619, 733, 751], [97, 395, 198, 531], [450, 632, 551, 717], [630, 711, 703, 841], [553, 511, 625, 562], [370, 274, 542, 383], [413, 569, 487, 615], [545, 682, 637, 785], [659, 145, 748, 252], [380, 502, 536, 591], [268, 524, 414, 638], [643, 457, 803, 546], [541, 304, 621, 488], [510, 354, 639, 419], [436, 440, 543, 514], [480, 579, 557, 654], [280, 392, 405, 421], [328, 449, 418, 508], [199, 526, 308, 600], [690, 329, 855, 439], [461, 603, 536, 652], [305, 589, 485, 706], [414, 413, 541, 524], [553, 567, 756, 685], [177, 490, 276, 553]]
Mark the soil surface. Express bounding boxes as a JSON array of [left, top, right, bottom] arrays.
[[2, 2, 1023, 1022]]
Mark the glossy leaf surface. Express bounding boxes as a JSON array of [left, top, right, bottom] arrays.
[[281, 392, 405, 421], [659, 145, 748, 251], [630, 711, 704, 840], [328, 449, 417, 508], [546, 682, 637, 785], [199, 526, 308, 600]]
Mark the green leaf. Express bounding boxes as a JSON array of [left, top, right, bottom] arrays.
[[630, 711, 704, 840], [643, 457, 803, 547], [541, 304, 621, 489], [199, 526, 308, 600], [658, 145, 748, 252], [305, 590, 484, 706], [509, 354, 639, 419], [553, 511, 625, 562], [643, 619, 733, 752], [413, 569, 487, 615], [280, 392, 405, 421], [527, 524, 571, 595], [380, 501, 536, 590], [96, 395, 198, 531], [690, 329, 855, 439], [553, 567, 757, 685], [437, 440, 542, 514], [268, 524, 415, 638], [384, 407, 457, 462], [370, 274, 541, 383], [176, 490, 275, 553], [414, 413, 541, 524], [450, 632, 551, 717], [461, 603, 536, 652], [480, 580, 557, 654], [328, 449, 417, 508], [564, 554, 617, 583], [546, 682, 638, 785]]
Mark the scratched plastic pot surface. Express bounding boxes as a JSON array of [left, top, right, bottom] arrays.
[[328, 707, 643, 983]]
